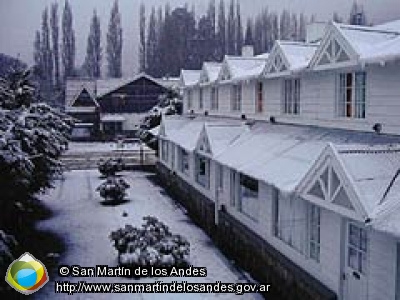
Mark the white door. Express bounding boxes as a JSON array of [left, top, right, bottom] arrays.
[[344, 222, 368, 300]]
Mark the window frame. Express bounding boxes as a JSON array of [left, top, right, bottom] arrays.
[[283, 78, 300, 115], [256, 81, 264, 113], [195, 153, 210, 189], [199, 88, 204, 110], [308, 204, 321, 262], [231, 84, 242, 112], [338, 71, 366, 119], [210, 87, 219, 111], [238, 173, 259, 221]]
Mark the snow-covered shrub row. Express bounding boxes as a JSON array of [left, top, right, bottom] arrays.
[[97, 176, 130, 202], [98, 158, 124, 177], [110, 216, 190, 270]]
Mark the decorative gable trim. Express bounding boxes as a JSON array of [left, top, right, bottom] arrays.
[[296, 144, 367, 222], [310, 23, 359, 71], [195, 126, 212, 156], [263, 42, 290, 77]]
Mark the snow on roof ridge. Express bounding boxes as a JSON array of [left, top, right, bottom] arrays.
[[336, 145, 400, 154], [277, 40, 319, 47], [335, 22, 400, 35]]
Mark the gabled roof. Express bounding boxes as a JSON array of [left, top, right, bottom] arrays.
[[264, 41, 318, 76], [297, 143, 400, 236], [310, 22, 400, 70], [70, 86, 98, 107], [96, 73, 168, 98], [196, 123, 247, 156], [218, 54, 269, 82], [180, 70, 202, 87], [199, 62, 222, 85], [65, 79, 96, 107]]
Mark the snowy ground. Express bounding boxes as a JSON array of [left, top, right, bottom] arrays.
[[33, 170, 262, 299]]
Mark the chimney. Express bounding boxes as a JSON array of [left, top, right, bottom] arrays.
[[306, 22, 327, 43], [242, 45, 254, 57]]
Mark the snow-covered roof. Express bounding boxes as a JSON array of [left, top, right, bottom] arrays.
[[374, 19, 400, 33], [264, 41, 318, 76], [96, 73, 167, 98], [219, 55, 269, 82], [65, 79, 96, 108], [278, 41, 319, 71], [334, 23, 400, 60], [180, 70, 201, 87], [165, 120, 205, 151], [202, 123, 247, 156], [101, 114, 126, 122], [200, 62, 222, 85]]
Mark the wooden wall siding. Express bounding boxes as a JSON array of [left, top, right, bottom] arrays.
[[98, 77, 168, 114], [156, 162, 337, 300]]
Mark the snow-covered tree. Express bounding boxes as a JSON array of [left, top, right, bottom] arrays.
[[349, 1, 367, 25], [216, 0, 226, 60], [50, 3, 60, 88], [244, 19, 254, 46], [107, 0, 123, 78], [84, 10, 102, 78], [62, 0, 76, 79], [139, 3, 146, 73], [235, 1, 243, 55], [226, 0, 236, 55]]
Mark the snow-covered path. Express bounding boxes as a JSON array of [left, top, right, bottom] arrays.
[[33, 170, 262, 299]]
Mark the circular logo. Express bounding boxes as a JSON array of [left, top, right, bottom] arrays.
[[5, 252, 49, 295]]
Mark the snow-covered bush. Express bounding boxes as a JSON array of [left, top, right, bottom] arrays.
[[97, 176, 129, 202], [138, 89, 182, 151], [0, 230, 18, 293], [98, 158, 124, 177], [110, 216, 190, 269], [0, 68, 73, 225]]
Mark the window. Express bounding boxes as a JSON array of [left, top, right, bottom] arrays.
[[238, 174, 259, 220], [211, 87, 219, 110], [199, 88, 204, 110], [179, 147, 189, 175], [283, 79, 300, 115], [338, 72, 366, 119], [195, 154, 210, 189], [256, 82, 264, 113], [161, 140, 169, 162], [273, 193, 308, 254], [230, 170, 238, 206], [308, 205, 321, 262], [187, 90, 192, 110], [216, 163, 224, 192], [347, 224, 367, 274], [231, 84, 242, 111]]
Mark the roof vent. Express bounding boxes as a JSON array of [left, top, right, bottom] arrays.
[[372, 123, 382, 134]]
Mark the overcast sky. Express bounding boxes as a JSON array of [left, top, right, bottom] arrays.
[[1, 0, 400, 76]]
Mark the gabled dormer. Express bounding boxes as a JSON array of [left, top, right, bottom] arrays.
[[309, 23, 359, 71], [296, 144, 368, 222], [195, 125, 212, 155], [263, 42, 290, 77], [217, 59, 232, 82], [70, 86, 98, 108]]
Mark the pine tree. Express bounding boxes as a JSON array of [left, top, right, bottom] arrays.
[[34, 31, 42, 72], [235, 1, 243, 55], [227, 0, 236, 55], [299, 13, 307, 42], [41, 7, 53, 102], [349, 2, 367, 25], [107, 0, 123, 78], [50, 3, 60, 88], [207, 0, 217, 60], [280, 9, 291, 40], [146, 7, 157, 76], [244, 19, 254, 46], [84, 10, 102, 78], [139, 3, 146, 73], [333, 12, 343, 23], [62, 0, 75, 79], [291, 13, 298, 41], [217, 0, 226, 60]]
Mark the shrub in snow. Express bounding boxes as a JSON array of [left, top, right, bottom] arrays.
[[97, 176, 129, 202], [109, 216, 190, 270], [98, 158, 124, 177]]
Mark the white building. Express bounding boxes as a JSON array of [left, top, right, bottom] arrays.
[[157, 20, 400, 300]]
